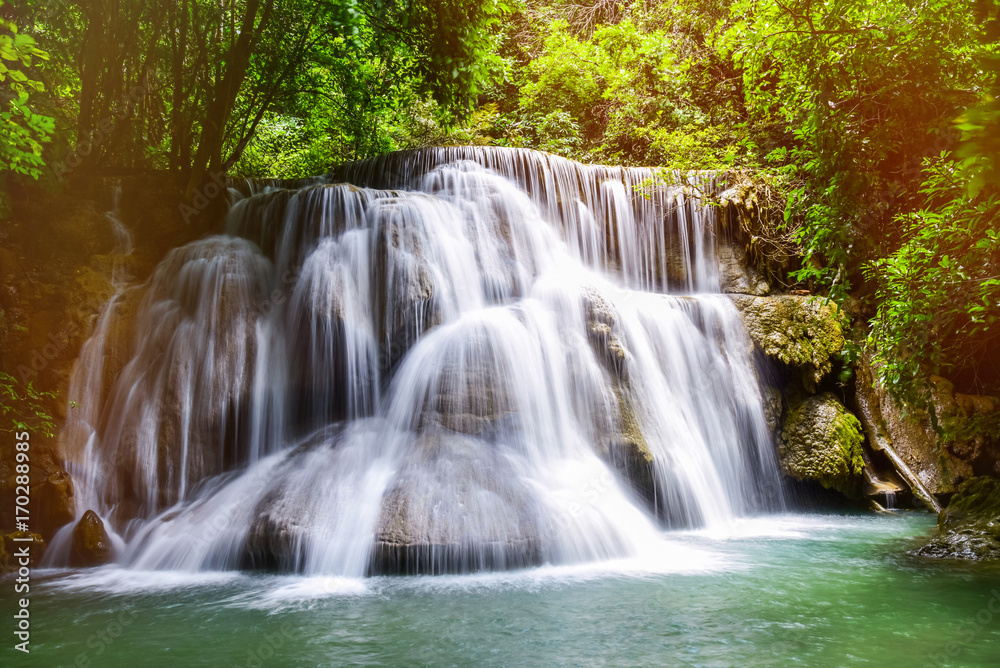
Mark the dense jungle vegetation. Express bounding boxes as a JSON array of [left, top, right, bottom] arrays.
[[1, 0, 999, 417]]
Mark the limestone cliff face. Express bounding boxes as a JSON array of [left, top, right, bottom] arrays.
[[854, 355, 999, 498]]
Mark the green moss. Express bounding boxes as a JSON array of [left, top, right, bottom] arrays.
[[946, 477, 1000, 520], [916, 476, 1000, 561], [730, 295, 845, 389], [832, 409, 866, 478], [779, 392, 865, 497]]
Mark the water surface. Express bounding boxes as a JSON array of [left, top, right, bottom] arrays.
[[10, 512, 1000, 667]]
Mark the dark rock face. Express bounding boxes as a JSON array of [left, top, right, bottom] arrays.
[[854, 356, 998, 498], [914, 477, 1000, 561], [70, 510, 114, 567]]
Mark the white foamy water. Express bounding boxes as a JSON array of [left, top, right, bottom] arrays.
[[46, 147, 783, 576]]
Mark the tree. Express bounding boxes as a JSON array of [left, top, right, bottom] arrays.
[[0, 1, 53, 181]]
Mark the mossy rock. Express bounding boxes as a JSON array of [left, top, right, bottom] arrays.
[[941, 477, 1000, 526], [913, 477, 1000, 561], [729, 295, 844, 390], [778, 392, 865, 497]]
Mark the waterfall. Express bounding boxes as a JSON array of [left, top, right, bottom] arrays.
[[47, 147, 782, 575]]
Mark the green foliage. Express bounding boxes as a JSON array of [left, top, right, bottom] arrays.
[[0, 5, 54, 180], [20, 0, 505, 179], [0, 371, 57, 438], [482, 2, 754, 168], [866, 155, 1000, 399], [719, 0, 985, 303]]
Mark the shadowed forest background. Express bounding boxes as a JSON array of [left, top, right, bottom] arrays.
[[1, 0, 999, 443]]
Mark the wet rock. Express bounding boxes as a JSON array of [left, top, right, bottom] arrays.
[[778, 392, 865, 497], [717, 241, 770, 296], [761, 385, 784, 435], [372, 202, 440, 369], [582, 286, 628, 376], [99, 285, 147, 408], [70, 510, 113, 567], [729, 294, 844, 391], [578, 286, 654, 499], [424, 349, 515, 437], [914, 477, 1000, 561], [372, 429, 543, 574], [244, 490, 307, 571], [603, 384, 655, 502], [33, 468, 76, 538]]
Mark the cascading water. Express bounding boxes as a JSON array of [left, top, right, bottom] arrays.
[[46, 147, 783, 575]]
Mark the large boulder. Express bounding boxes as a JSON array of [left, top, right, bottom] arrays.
[[69, 510, 113, 567], [729, 295, 844, 391], [372, 429, 542, 574], [778, 392, 865, 497], [914, 477, 1000, 561]]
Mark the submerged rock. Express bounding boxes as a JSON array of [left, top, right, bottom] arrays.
[[372, 429, 543, 575], [914, 477, 1000, 561], [70, 510, 113, 567], [778, 392, 865, 497], [729, 294, 844, 391]]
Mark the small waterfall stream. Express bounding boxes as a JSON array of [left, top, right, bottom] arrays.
[[46, 147, 782, 575]]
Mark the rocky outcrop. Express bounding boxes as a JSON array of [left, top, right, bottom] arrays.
[[717, 240, 771, 296], [580, 287, 655, 500], [778, 392, 866, 497], [914, 477, 1000, 561], [69, 510, 113, 567], [729, 294, 844, 391], [853, 356, 998, 499]]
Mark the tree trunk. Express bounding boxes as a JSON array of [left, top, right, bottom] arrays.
[[186, 0, 274, 197]]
